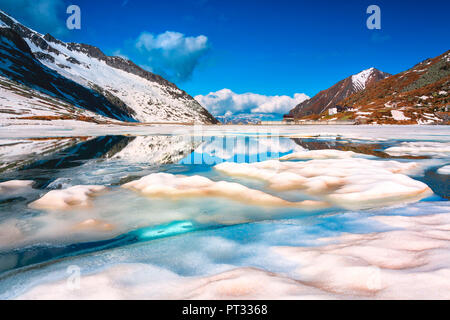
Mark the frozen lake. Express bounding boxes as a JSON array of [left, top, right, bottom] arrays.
[[0, 125, 449, 299]]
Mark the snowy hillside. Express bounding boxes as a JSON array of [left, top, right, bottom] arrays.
[[0, 10, 217, 124], [0, 76, 120, 127], [0, 27, 137, 121]]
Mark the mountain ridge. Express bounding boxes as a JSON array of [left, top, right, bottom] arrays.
[[0, 27, 136, 121], [0, 10, 218, 124], [288, 68, 390, 118], [287, 49, 450, 125], [339, 50, 450, 124]]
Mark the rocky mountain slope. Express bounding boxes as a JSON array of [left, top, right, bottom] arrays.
[[337, 50, 450, 124], [0, 28, 136, 122], [288, 68, 390, 118], [0, 10, 217, 124]]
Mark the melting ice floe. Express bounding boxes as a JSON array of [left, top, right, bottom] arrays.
[[215, 155, 432, 209], [5, 151, 430, 250], [0, 174, 325, 251], [29, 185, 107, 210], [0, 184, 119, 250], [122, 172, 327, 208], [8, 201, 450, 300], [437, 165, 450, 175], [385, 142, 450, 157], [0, 180, 33, 193]]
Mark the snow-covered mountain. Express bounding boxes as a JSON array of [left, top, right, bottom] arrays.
[[288, 68, 390, 118], [351, 68, 381, 91], [0, 27, 137, 122], [0, 10, 217, 124], [288, 50, 449, 124]]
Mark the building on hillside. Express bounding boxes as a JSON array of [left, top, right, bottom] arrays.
[[328, 107, 338, 115], [329, 105, 354, 114], [283, 114, 295, 123]]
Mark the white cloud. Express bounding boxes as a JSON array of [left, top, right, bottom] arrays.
[[135, 31, 209, 82], [195, 89, 309, 116], [0, 0, 66, 35]]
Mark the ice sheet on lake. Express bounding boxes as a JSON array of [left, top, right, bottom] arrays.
[[274, 209, 450, 299], [5, 201, 450, 300], [0, 126, 449, 299]]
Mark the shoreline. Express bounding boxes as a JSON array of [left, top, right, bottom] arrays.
[[0, 123, 449, 140]]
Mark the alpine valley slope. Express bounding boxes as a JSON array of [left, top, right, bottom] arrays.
[[289, 50, 450, 125], [288, 68, 390, 119], [0, 10, 217, 124], [338, 50, 450, 124]]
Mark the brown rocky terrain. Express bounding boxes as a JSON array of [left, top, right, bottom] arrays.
[[337, 50, 450, 124], [288, 68, 390, 118], [301, 50, 450, 124]]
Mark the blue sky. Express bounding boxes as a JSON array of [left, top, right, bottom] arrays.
[[0, 0, 449, 117]]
